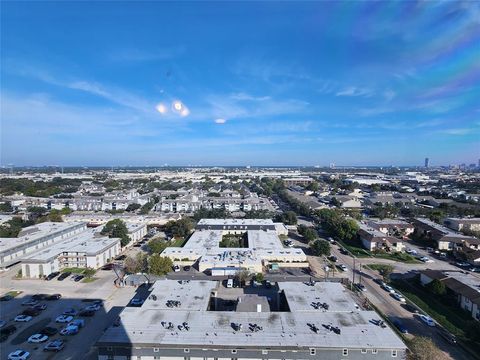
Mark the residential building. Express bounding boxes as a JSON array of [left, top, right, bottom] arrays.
[[366, 219, 414, 238], [0, 222, 87, 268], [444, 218, 480, 232], [357, 222, 405, 252], [420, 269, 480, 321], [96, 279, 407, 360]]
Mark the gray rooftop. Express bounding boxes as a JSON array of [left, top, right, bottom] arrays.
[[98, 280, 406, 350]]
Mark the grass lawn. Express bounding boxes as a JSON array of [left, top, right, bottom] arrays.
[[337, 240, 371, 257], [62, 267, 86, 274], [171, 237, 187, 247], [5, 290, 22, 297], [392, 278, 472, 337], [373, 252, 420, 263], [82, 277, 98, 283]]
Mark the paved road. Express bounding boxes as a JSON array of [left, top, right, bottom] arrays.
[[329, 245, 472, 360]]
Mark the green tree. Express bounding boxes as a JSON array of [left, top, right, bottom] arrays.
[[310, 239, 331, 256], [125, 203, 141, 212], [148, 238, 168, 254], [165, 218, 193, 239], [148, 254, 173, 275], [101, 219, 130, 247], [380, 264, 394, 282], [83, 268, 96, 278], [0, 202, 13, 212], [427, 279, 446, 295], [255, 273, 264, 282]]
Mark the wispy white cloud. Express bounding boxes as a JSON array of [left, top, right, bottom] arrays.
[[107, 46, 185, 62], [336, 86, 373, 97], [438, 128, 476, 136], [214, 118, 227, 124]]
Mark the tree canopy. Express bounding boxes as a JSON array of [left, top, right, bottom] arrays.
[[310, 239, 331, 256], [101, 219, 130, 247]]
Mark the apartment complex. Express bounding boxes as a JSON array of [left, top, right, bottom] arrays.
[[357, 221, 405, 252], [97, 279, 407, 360], [0, 222, 87, 268], [162, 219, 306, 274], [21, 228, 120, 278], [444, 218, 480, 232]]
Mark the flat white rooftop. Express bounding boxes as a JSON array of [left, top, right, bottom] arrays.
[[22, 228, 119, 263], [98, 280, 405, 350]]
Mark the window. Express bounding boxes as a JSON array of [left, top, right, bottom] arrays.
[[361, 349, 367, 354], [184, 349, 190, 353], [342, 349, 348, 356], [231, 349, 238, 354], [262, 350, 268, 355], [310, 348, 316, 355], [392, 350, 397, 357], [372, 349, 378, 354]]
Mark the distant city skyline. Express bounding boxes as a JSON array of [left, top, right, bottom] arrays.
[[1, 2, 479, 166]]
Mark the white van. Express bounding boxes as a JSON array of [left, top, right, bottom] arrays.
[[227, 279, 234, 288]]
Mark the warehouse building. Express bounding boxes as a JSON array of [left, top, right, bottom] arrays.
[[97, 279, 407, 360]]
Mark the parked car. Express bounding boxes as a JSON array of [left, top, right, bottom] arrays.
[[183, 266, 191, 271], [173, 265, 180, 272], [27, 333, 49, 343], [60, 325, 79, 335], [62, 308, 77, 316], [55, 315, 74, 323], [1, 325, 17, 339], [226, 278, 234, 288], [46, 294, 62, 300], [391, 292, 406, 302], [79, 310, 95, 317], [402, 303, 419, 314], [45, 272, 60, 281], [7, 350, 30, 360], [115, 255, 126, 261], [41, 327, 58, 336], [68, 319, 85, 328], [0, 320, 6, 328], [84, 303, 101, 311], [338, 264, 348, 272], [264, 280, 273, 289], [21, 299, 38, 306], [419, 315, 435, 327], [419, 256, 434, 263], [328, 255, 338, 262], [130, 298, 144, 306], [57, 272, 71, 281], [73, 274, 84, 282], [22, 308, 41, 317], [101, 263, 114, 270], [14, 315, 32, 322], [339, 248, 349, 255], [392, 319, 408, 334], [354, 283, 366, 292], [381, 284, 395, 293], [31, 294, 48, 300], [43, 339, 65, 352], [0, 294, 13, 301], [455, 261, 470, 268], [438, 329, 457, 344], [33, 303, 47, 311], [373, 278, 384, 285]]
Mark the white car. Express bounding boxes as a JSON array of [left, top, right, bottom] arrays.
[[7, 350, 30, 360], [27, 333, 49, 343], [173, 265, 180, 272], [381, 284, 395, 293], [84, 304, 101, 311], [338, 264, 348, 272], [14, 315, 32, 322], [419, 256, 434, 263], [405, 248, 417, 255], [391, 292, 406, 302], [55, 315, 74, 323], [420, 315, 435, 327]]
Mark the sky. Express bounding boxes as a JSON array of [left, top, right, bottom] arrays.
[[1, 1, 479, 167]]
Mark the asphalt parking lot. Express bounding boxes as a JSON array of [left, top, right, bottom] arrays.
[[0, 267, 135, 360]]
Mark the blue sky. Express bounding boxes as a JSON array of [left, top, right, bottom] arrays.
[[1, 1, 479, 166]]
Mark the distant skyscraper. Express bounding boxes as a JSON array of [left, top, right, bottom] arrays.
[[424, 157, 429, 168]]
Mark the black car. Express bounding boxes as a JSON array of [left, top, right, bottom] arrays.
[[32, 294, 48, 300], [339, 248, 349, 255], [402, 303, 419, 314], [73, 275, 84, 282], [101, 263, 114, 270], [46, 272, 60, 281], [46, 294, 62, 300], [373, 278, 384, 285], [0, 294, 13, 301], [57, 272, 71, 281], [41, 326, 58, 336], [115, 255, 127, 261], [79, 310, 95, 317], [183, 266, 191, 271], [328, 255, 338, 262], [0, 325, 17, 341], [22, 308, 41, 316], [33, 303, 47, 311]]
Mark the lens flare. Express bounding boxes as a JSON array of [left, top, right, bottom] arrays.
[[155, 103, 167, 114]]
